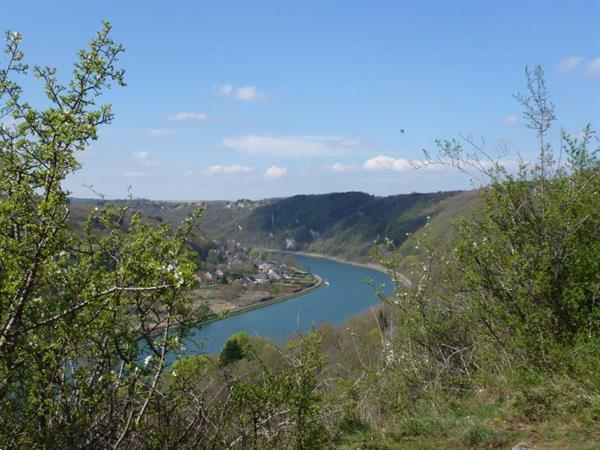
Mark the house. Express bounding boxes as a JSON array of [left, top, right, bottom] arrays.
[[258, 262, 272, 273], [267, 269, 282, 281], [253, 273, 269, 285]]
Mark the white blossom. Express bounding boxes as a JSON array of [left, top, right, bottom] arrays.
[[384, 340, 395, 365]]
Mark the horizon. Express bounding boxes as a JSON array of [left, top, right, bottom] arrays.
[[3, 1, 599, 200]]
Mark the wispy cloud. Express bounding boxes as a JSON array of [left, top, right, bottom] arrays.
[[363, 155, 412, 172], [557, 56, 583, 73], [221, 135, 365, 157], [217, 84, 267, 102], [234, 86, 266, 102], [131, 150, 164, 167], [504, 115, 519, 125], [327, 162, 356, 173], [332, 162, 350, 172], [217, 84, 234, 96], [363, 155, 454, 173], [264, 166, 287, 179], [586, 58, 600, 78], [206, 164, 253, 175], [169, 112, 207, 121], [132, 150, 149, 160]]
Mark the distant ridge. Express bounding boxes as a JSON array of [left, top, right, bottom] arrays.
[[68, 190, 476, 262]]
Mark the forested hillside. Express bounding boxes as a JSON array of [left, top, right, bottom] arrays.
[[68, 198, 219, 260], [217, 191, 465, 259], [70, 190, 469, 262]]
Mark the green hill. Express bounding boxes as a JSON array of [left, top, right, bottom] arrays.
[[203, 191, 467, 261], [67, 198, 218, 260], [67, 190, 474, 263]]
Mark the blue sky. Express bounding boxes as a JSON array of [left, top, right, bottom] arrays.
[[2, 1, 599, 200]]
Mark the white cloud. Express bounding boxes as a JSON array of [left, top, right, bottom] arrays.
[[217, 84, 267, 102], [327, 162, 359, 173], [131, 150, 164, 167], [504, 115, 519, 125], [586, 58, 600, 78], [234, 86, 266, 102], [362, 156, 452, 173], [264, 166, 287, 179], [363, 155, 412, 172], [132, 150, 149, 160], [557, 56, 583, 73], [169, 112, 207, 121], [206, 164, 253, 175], [221, 135, 365, 157], [217, 84, 234, 95], [332, 162, 350, 172]]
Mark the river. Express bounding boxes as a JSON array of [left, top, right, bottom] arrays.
[[182, 254, 394, 355]]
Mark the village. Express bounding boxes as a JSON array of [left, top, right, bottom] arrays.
[[192, 245, 319, 315], [200, 248, 288, 286]]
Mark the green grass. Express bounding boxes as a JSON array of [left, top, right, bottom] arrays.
[[333, 372, 600, 449]]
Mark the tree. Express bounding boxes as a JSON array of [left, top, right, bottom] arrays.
[[0, 22, 203, 448], [384, 65, 599, 375], [219, 332, 251, 366], [445, 67, 599, 368]]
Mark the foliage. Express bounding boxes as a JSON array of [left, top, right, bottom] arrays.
[[136, 333, 333, 449], [438, 66, 599, 369], [347, 65, 600, 448], [219, 331, 251, 366], [0, 23, 203, 448]]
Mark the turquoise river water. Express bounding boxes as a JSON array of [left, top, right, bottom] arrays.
[[182, 254, 394, 355]]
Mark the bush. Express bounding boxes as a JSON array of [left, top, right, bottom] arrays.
[[219, 332, 251, 366]]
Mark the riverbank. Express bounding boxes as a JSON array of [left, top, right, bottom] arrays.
[[264, 249, 412, 288], [193, 249, 395, 327], [184, 252, 395, 355], [273, 250, 388, 273], [197, 272, 324, 327], [157, 250, 404, 334]]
